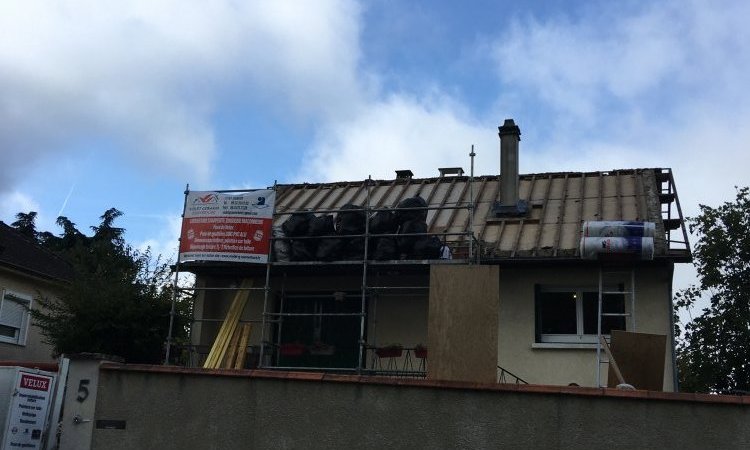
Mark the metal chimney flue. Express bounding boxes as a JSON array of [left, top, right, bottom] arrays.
[[499, 119, 521, 206]]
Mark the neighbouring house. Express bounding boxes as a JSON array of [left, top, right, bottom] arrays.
[[179, 119, 691, 391], [0, 222, 73, 362]]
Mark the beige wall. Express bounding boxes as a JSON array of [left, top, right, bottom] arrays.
[[0, 270, 60, 362], [497, 264, 675, 390], [190, 263, 676, 390]]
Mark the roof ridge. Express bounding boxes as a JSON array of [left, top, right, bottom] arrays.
[[0, 221, 74, 282]]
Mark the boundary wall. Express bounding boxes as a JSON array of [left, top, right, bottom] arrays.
[[79, 364, 750, 450]]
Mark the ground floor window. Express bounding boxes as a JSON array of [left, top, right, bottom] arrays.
[[275, 292, 364, 369], [535, 286, 625, 344], [0, 290, 31, 346]]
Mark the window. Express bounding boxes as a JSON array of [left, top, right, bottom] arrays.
[[536, 286, 626, 344], [0, 290, 32, 346]]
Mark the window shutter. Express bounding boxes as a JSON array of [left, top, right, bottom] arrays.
[[0, 294, 27, 329]]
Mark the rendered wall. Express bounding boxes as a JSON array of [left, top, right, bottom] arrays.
[[190, 263, 674, 389], [89, 367, 749, 450], [428, 265, 499, 383], [0, 271, 59, 362], [497, 264, 675, 389]]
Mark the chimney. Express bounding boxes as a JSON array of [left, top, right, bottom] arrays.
[[395, 169, 414, 179], [498, 119, 521, 206]]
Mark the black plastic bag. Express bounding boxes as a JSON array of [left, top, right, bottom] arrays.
[[290, 239, 315, 261], [413, 235, 442, 259], [371, 237, 397, 260], [344, 237, 366, 260], [397, 219, 428, 257], [316, 237, 344, 261], [282, 212, 315, 237], [395, 195, 428, 224], [336, 204, 366, 235], [308, 215, 335, 236], [369, 210, 397, 234]]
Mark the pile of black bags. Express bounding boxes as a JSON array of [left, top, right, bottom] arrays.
[[275, 195, 442, 262]]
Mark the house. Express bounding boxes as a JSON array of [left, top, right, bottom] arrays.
[[178, 119, 691, 391], [0, 222, 73, 362]]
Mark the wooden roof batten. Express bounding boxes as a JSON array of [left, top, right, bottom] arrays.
[[269, 168, 690, 263]]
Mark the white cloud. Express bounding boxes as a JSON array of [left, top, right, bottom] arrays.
[[133, 213, 183, 263], [299, 94, 501, 182], [0, 192, 40, 225], [0, 0, 365, 191], [492, 1, 750, 129], [488, 0, 750, 203]]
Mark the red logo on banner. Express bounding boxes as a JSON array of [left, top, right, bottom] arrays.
[[20, 374, 50, 392]]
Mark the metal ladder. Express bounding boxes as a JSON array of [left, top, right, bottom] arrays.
[[596, 268, 636, 387]]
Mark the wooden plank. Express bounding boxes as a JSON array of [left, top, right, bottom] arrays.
[[427, 177, 456, 231], [607, 330, 667, 391], [222, 325, 242, 369], [310, 184, 337, 211], [341, 181, 366, 206], [327, 182, 353, 211], [455, 177, 488, 245], [282, 186, 310, 213], [510, 175, 536, 257], [552, 174, 569, 257], [234, 324, 252, 369], [203, 279, 253, 369], [478, 177, 502, 243], [374, 179, 398, 208], [635, 170, 647, 221], [531, 175, 553, 256], [597, 173, 603, 220], [615, 170, 624, 219], [599, 335, 625, 385], [442, 179, 470, 239], [427, 265, 499, 383], [390, 177, 413, 206], [574, 173, 586, 256]]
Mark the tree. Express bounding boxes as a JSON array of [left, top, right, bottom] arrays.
[[675, 187, 750, 393], [14, 208, 189, 364], [11, 211, 38, 240]]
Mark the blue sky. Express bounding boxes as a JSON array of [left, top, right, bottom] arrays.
[[1, 0, 749, 302]]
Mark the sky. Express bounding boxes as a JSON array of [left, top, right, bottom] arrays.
[[1, 0, 748, 308]]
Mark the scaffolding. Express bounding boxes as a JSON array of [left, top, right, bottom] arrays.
[[167, 167, 479, 375]]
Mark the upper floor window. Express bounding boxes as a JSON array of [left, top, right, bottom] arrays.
[[0, 290, 32, 346], [535, 286, 626, 344]]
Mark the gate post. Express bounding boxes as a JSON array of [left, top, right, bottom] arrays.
[[57, 354, 121, 450]]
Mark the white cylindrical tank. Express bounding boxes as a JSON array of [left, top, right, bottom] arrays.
[[583, 221, 655, 238], [580, 236, 654, 260]]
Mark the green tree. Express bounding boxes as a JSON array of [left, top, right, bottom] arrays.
[[11, 211, 38, 240], [675, 187, 750, 393], [15, 208, 189, 363]]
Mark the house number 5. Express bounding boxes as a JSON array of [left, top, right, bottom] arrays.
[[76, 379, 90, 402]]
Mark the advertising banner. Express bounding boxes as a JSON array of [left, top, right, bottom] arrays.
[[2, 370, 55, 450], [178, 190, 275, 264]]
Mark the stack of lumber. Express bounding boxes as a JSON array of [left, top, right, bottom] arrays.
[[203, 279, 253, 369]]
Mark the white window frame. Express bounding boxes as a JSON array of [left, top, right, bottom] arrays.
[[537, 285, 626, 345], [0, 289, 32, 346]]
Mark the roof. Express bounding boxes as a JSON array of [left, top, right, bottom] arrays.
[[0, 222, 74, 282], [274, 168, 691, 261]]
